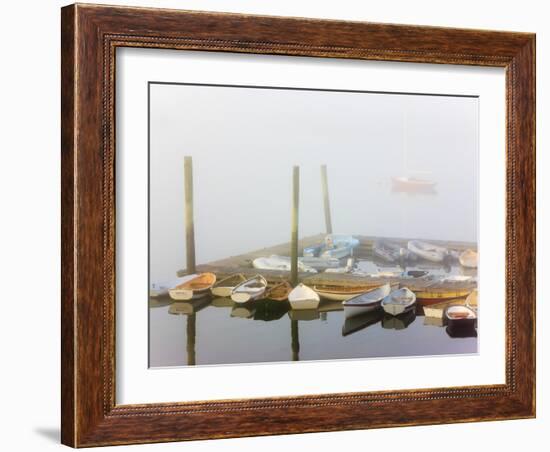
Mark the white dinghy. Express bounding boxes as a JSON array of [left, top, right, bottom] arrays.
[[231, 275, 268, 303], [343, 283, 392, 319], [288, 283, 320, 310], [381, 287, 417, 316]]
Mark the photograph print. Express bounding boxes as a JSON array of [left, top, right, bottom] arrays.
[[148, 82, 479, 367]]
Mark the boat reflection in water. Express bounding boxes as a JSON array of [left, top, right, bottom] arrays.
[[446, 326, 477, 338], [230, 301, 256, 319], [382, 310, 416, 330], [149, 295, 173, 309], [168, 297, 211, 315], [166, 298, 213, 366], [253, 300, 289, 321], [288, 309, 320, 321], [423, 316, 445, 327], [149, 275, 477, 366], [342, 310, 384, 337]]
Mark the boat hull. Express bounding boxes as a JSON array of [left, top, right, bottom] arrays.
[[381, 287, 417, 316], [313, 290, 365, 301], [408, 240, 447, 263], [211, 287, 233, 298], [231, 275, 268, 303], [382, 302, 415, 316], [231, 290, 265, 303], [289, 299, 320, 310], [344, 302, 381, 318], [321, 246, 352, 259], [169, 288, 210, 301], [415, 289, 472, 305]]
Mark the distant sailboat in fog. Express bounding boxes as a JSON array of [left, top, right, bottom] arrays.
[[391, 108, 437, 195]]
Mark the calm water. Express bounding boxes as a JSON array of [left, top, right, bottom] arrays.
[[149, 262, 478, 368]]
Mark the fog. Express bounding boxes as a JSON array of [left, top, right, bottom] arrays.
[[149, 83, 478, 283]]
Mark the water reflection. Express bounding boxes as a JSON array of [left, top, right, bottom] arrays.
[[169, 298, 211, 315], [446, 326, 478, 338], [254, 300, 289, 321], [150, 291, 477, 367], [382, 311, 416, 330], [342, 310, 384, 337]]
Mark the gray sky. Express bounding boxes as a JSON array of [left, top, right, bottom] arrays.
[[149, 83, 478, 283]]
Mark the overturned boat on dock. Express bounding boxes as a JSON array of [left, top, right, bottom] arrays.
[[407, 240, 448, 263], [252, 255, 317, 273], [373, 239, 417, 263], [303, 234, 359, 259]]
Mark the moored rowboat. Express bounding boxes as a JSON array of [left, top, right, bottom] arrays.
[[169, 273, 216, 300], [211, 273, 247, 298], [444, 305, 477, 331], [312, 283, 380, 301], [381, 287, 416, 316], [150, 276, 193, 298], [423, 299, 468, 319], [231, 275, 268, 303], [265, 281, 292, 301], [288, 283, 320, 310], [413, 287, 473, 305], [343, 283, 392, 319]]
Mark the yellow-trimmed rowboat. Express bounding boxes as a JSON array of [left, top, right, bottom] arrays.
[[169, 273, 216, 300], [413, 288, 472, 305], [313, 283, 382, 301], [265, 281, 292, 301]]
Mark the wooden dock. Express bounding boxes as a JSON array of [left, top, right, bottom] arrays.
[[177, 234, 477, 292]]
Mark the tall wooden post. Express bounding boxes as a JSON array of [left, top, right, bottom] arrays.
[[187, 313, 196, 366], [320, 164, 333, 234], [184, 156, 196, 274], [290, 166, 300, 286]]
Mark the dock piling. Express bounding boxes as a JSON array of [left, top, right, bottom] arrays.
[[291, 319, 300, 361], [320, 164, 333, 234], [184, 156, 196, 274], [187, 313, 196, 366], [291, 166, 300, 286]]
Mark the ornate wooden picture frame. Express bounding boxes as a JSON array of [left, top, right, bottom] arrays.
[[61, 3, 535, 447]]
